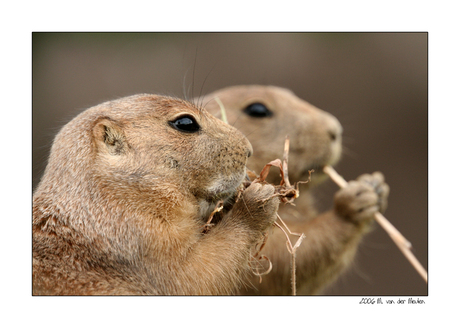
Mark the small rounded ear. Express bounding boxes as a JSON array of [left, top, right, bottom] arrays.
[[92, 117, 127, 155]]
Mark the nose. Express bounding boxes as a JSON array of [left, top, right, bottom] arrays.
[[326, 115, 343, 143], [328, 130, 338, 141], [247, 142, 253, 158]]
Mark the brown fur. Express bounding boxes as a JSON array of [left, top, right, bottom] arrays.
[[33, 94, 279, 295], [201, 85, 389, 295]]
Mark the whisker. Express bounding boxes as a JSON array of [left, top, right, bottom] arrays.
[[190, 48, 197, 100], [230, 111, 245, 129], [182, 67, 190, 102], [341, 135, 355, 144], [341, 146, 359, 161], [180, 45, 190, 102], [241, 126, 263, 139], [201, 97, 217, 110], [198, 62, 218, 109]]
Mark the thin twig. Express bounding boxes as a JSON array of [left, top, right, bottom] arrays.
[[201, 200, 224, 233], [275, 217, 306, 296], [323, 165, 427, 283], [281, 135, 307, 295], [214, 96, 228, 124], [274, 222, 293, 251], [291, 252, 296, 295], [282, 136, 291, 187], [277, 213, 304, 238], [249, 135, 308, 294]]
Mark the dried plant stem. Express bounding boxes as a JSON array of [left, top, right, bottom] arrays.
[[275, 214, 306, 295], [252, 135, 308, 294], [282, 136, 302, 295], [214, 96, 228, 124], [282, 137, 292, 187], [201, 200, 224, 233], [323, 165, 427, 283], [291, 252, 297, 295]]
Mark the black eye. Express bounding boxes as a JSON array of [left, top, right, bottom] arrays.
[[169, 115, 200, 133], [243, 103, 273, 118]]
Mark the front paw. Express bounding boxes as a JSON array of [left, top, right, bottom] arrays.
[[334, 172, 389, 223], [232, 182, 279, 232]]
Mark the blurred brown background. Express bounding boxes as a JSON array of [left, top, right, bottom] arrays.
[[32, 32, 427, 296]]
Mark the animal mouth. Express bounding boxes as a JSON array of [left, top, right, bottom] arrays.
[[199, 177, 244, 223], [295, 148, 341, 181], [206, 189, 238, 204], [205, 177, 244, 203], [299, 159, 337, 181], [199, 169, 243, 204]]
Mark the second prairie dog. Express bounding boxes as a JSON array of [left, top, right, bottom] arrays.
[[33, 94, 279, 295], [200, 85, 389, 295]]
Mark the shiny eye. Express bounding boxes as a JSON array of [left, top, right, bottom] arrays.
[[169, 115, 200, 133], [243, 102, 273, 118]]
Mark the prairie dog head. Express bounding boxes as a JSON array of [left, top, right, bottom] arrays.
[[37, 94, 252, 221], [200, 85, 342, 185]]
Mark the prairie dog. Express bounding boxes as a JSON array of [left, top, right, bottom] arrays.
[[33, 94, 279, 295], [201, 85, 389, 295]]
